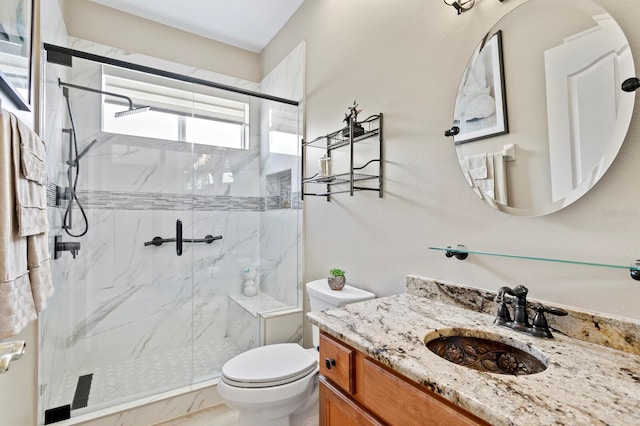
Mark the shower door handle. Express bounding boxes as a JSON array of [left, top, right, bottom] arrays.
[[176, 219, 183, 256]]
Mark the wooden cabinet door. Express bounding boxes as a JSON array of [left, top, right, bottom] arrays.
[[319, 377, 384, 426], [360, 357, 487, 426], [319, 332, 355, 394]]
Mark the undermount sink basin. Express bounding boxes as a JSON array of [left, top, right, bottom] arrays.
[[424, 328, 548, 376]]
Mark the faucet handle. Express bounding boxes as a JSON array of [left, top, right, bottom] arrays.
[[531, 305, 568, 338], [535, 305, 568, 318]]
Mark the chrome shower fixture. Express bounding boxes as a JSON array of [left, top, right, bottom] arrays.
[[58, 78, 151, 118]]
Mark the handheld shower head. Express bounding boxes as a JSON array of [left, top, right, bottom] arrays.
[[58, 78, 151, 118]]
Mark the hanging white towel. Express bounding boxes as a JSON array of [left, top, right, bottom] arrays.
[[474, 154, 495, 199], [465, 152, 508, 206], [0, 109, 53, 339], [462, 153, 488, 180], [10, 112, 48, 236]]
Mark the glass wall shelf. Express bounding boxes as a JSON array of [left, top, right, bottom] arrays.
[[429, 246, 640, 280]]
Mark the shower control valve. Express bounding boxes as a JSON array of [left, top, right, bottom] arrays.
[[55, 185, 72, 205], [54, 236, 81, 259]]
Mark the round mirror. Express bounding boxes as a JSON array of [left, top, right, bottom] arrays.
[[451, 0, 635, 216]]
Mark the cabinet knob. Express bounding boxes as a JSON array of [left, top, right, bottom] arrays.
[[324, 358, 336, 369]]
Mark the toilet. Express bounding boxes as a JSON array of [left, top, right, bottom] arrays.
[[217, 279, 375, 426]]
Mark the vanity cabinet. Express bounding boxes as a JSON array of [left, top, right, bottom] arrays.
[[302, 113, 382, 201], [319, 332, 489, 426]]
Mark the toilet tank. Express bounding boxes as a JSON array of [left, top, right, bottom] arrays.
[[306, 279, 375, 348], [307, 279, 375, 311]]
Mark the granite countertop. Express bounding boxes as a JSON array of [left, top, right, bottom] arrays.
[[306, 277, 640, 425]]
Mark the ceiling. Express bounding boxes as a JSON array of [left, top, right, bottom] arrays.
[[87, 0, 304, 53]]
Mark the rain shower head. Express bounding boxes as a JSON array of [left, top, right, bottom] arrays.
[[114, 105, 151, 118], [58, 78, 151, 118]]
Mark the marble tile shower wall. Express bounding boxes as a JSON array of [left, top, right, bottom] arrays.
[[258, 42, 305, 308], [41, 35, 303, 409]]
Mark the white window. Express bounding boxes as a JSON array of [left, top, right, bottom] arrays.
[[102, 66, 249, 149]]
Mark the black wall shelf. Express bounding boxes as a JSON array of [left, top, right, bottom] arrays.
[[302, 113, 383, 201]]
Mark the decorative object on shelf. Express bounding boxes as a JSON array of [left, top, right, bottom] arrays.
[[243, 280, 257, 297], [319, 154, 332, 177], [622, 77, 640, 92], [242, 268, 257, 296], [243, 267, 256, 281], [0, 0, 33, 111], [342, 101, 365, 137], [328, 268, 346, 290]]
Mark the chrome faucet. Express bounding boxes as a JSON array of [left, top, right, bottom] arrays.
[[494, 285, 567, 338]]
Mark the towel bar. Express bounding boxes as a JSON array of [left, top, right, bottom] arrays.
[[0, 340, 26, 374]]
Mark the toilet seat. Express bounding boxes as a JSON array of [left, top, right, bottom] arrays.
[[221, 343, 318, 388]]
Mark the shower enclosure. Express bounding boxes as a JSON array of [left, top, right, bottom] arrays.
[[40, 43, 303, 421]]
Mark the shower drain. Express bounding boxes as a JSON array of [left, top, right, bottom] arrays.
[[71, 374, 93, 410]]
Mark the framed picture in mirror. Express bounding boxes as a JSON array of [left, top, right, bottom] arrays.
[[453, 30, 508, 144], [0, 0, 33, 111]]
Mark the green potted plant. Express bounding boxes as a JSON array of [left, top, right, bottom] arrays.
[[328, 268, 346, 290]]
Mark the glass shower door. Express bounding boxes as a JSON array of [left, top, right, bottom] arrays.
[[41, 57, 198, 415]]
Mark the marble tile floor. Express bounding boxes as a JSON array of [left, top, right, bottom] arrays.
[[46, 338, 242, 411], [154, 404, 239, 426]]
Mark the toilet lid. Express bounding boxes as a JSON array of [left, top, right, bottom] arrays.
[[221, 343, 318, 388]]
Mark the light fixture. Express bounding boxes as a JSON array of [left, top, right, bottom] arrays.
[[444, 0, 475, 15], [622, 77, 640, 92], [443, 0, 505, 15]]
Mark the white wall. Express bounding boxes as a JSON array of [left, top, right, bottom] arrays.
[[63, 0, 261, 82], [261, 0, 640, 322]]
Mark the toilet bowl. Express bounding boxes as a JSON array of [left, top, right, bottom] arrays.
[[217, 280, 375, 426]]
